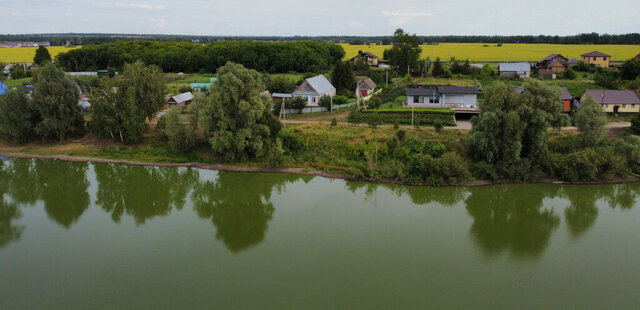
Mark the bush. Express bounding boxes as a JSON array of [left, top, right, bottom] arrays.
[[331, 118, 337, 126], [554, 147, 625, 181], [357, 108, 456, 126], [291, 97, 307, 111], [433, 119, 444, 132], [279, 129, 306, 155], [395, 129, 406, 141]]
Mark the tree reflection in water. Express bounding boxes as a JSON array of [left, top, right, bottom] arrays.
[[191, 172, 303, 253], [346, 181, 469, 207], [35, 160, 90, 228], [94, 164, 199, 224], [0, 161, 24, 248]]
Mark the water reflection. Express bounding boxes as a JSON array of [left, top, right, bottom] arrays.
[[95, 164, 199, 224], [0, 164, 24, 247], [346, 182, 468, 207], [192, 172, 303, 253]]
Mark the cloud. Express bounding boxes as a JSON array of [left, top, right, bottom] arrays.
[[381, 11, 434, 26], [148, 18, 167, 28], [349, 21, 364, 27], [109, 3, 166, 10]]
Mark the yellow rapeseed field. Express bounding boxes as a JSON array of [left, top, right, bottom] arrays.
[[340, 43, 640, 62], [0, 46, 80, 63]]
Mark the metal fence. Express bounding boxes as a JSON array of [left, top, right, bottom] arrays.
[[280, 101, 357, 114]]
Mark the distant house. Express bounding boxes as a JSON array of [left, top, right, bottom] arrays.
[[581, 89, 640, 114], [537, 54, 577, 74], [517, 86, 572, 112], [190, 78, 218, 92], [3, 64, 13, 76], [357, 78, 376, 97], [166, 92, 194, 109], [581, 51, 611, 68], [405, 85, 479, 108], [498, 63, 531, 78], [0, 80, 8, 96], [350, 50, 379, 67], [292, 75, 336, 107]]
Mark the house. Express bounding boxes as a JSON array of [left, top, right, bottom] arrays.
[[516, 86, 573, 112], [581, 51, 611, 68], [405, 85, 479, 108], [537, 54, 569, 73], [0, 80, 8, 96], [582, 89, 640, 113], [292, 75, 336, 107], [636, 53, 640, 61], [350, 50, 379, 67], [357, 78, 376, 97], [498, 63, 531, 78], [166, 92, 194, 109]]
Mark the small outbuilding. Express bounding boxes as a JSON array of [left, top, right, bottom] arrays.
[[357, 78, 377, 97], [498, 63, 531, 78], [166, 92, 194, 109]]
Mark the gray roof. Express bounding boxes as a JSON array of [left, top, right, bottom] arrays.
[[584, 90, 640, 105], [357, 78, 377, 91], [499, 62, 531, 72], [406, 85, 479, 97], [272, 93, 293, 98], [293, 75, 335, 96], [169, 92, 194, 104]]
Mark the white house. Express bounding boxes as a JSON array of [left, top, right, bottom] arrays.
[[405, 85, 479, 108], [292, 75, 336, 107], [498, 62, 531, 78]]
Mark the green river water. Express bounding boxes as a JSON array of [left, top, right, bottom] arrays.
[[0, 157, 639, 309]]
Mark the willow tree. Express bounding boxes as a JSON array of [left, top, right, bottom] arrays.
[[574, 94, 607, 146], [468, 81, 568, 177], [202, 62, 281, 162], [32, 63, 84, 140], [0, 90, 40, 143], [119, 61, 165, 122]]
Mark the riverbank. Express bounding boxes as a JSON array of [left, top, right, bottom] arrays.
[[2, 150, 639, 188]]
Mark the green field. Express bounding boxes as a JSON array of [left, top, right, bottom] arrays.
[[341, 43, 640, 62], [0, 46, 80, 63]]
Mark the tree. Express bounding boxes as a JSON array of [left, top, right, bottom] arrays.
[[621, 58, 640, 80], [118, 61, 165, 122], [264, 75, 296, 93], [162, 107, 197, 150], [318, 95, 332, 109], [33, 46, 52, 65], [384, 29, 422, 74], [89, 62, 163, 143], [0, 90, 40, 143], [331, 61, 356, 94], [353, 58, 370, 71], [32, 63, 84, 140], [563, 68, 577, 80], [202, 62, 281, 162], [468, 81, 568, 177], [291, 96, 307, 111], [431, 57, 445, 77], [574, 94, 607, 146]]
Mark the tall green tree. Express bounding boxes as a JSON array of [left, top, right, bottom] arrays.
[[33, 46, 52, 65], [120, 61, 165, 122], [0, 90, 40, 143], [468, 81, 568, 177], [202, 62, 282, 162], [620, 58, 640, 80], [331, 61, 356, 94], [32, 63, 84, 140], [574, 94, 607, 146], [89, 62, 162, 143], [383, 29, 422, 74], [431, 57, 445, 77]]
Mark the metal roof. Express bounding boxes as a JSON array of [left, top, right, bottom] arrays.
[[581, 51, 611, 57], [169, 92, 194, 104], [584, 90, 640, 105], [293, 75, 335, 96], [538, 53, 566, 64], [272, 93, 293, 98], [499, 62, 531, 72]]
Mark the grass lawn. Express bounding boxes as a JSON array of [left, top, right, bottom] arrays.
[[3, 77, 33, 88]]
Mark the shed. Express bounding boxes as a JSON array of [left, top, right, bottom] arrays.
[[498, 63, 531, 78], [357, 78, 377, 96], [166, 92, 195, 109]]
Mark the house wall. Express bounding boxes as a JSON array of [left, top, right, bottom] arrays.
[[582, 56, 610, 68], [601, 103, 640, 113], [499, 71, 530, 78], [303, 89, 336, 107], [407, 94, 477, 108]]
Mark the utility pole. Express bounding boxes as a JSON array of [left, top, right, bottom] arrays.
[[330, 94, 333, 113]]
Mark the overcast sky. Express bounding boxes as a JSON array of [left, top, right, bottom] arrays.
[[1, 0, 638, 36]]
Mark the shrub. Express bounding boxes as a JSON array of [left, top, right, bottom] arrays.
[[331, 118, 337, 126], [395, 129, 406, 141], [279, 129, 306, 155], [433, 119, 444, 132], [291, 97, 307, 111], [358, 108, 456, 126]]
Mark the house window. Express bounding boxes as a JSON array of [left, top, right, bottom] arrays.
[[312, 97, 316, 103], [593, 57, 597, 61], [429, 97, 439, 104], [603, 57, 607, 61], [413, 96, 419, 103], [633, 104, 636, 108], [623, 104, 627, 108], [605, 104, 609, 108]]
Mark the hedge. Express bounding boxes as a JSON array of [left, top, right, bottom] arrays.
[[349, 109, 456, 126]]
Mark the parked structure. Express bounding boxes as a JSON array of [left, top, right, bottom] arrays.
[[581, 89, 640, 113], [357, 78, 376, 97], [581, 51, 611, 68], [166, 92, 194, 109], [350, 51, 379, 67], [405, 85, 479, 110], [292, 75, 336, 107], [498, 63, 531, 78]]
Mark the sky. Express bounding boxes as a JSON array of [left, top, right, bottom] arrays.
[[1, 0, 638, 36]]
